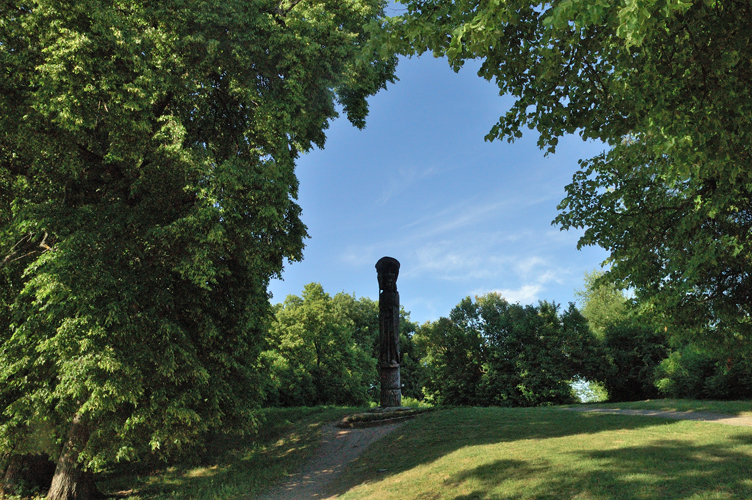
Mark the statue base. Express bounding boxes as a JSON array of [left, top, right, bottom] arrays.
[[380, 365, 401, 408]]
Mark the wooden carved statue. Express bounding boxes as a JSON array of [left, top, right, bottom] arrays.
[[376, 256, 401, 407]]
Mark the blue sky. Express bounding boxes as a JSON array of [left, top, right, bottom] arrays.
[[269, 54, 610, 325]]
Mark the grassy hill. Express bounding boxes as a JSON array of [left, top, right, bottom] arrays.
[[95, 401, 752, 499], [97, 406, 361, 499], [326, 405, 752, 499]]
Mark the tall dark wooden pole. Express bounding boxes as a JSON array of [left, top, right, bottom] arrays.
[[376, 256, 401, 408]]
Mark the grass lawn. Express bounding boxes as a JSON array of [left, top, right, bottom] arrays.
[[95, 402, 752, 499], [571, 399, 752, 417], [96, 406, 364, 499], [326, 406, 752, 500]]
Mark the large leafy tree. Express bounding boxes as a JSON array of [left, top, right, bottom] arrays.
[[263, 284, 425, 405], [378, 0, 752, 346], [262, 283, 375, 406], [331, 291, 425, 401], [600, 321, 669, 402], [0, 0, 395, 497]]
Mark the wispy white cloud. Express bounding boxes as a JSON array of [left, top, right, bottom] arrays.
[[513, 255, 547, 276], [405, 238, 513, 280], [401, 192, 554, 241], [536, 269, 562, 285], [490, 284, 543, 304], [378, 164, 439, 204], [340, 247, 379, 268], [337, 179, 585, 313], [470, 261, 572, 305], [403, 295, 443, 325]]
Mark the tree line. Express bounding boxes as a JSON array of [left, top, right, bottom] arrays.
[[257, 282, 608, 409], [263, 277, 752, 411]]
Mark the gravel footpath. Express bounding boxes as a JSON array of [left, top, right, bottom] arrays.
[[254, 421, 404, 500], [561, 407, 752, 427]]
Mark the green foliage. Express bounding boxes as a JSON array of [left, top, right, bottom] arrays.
[[654, 346, 717, 399], [399, 396, 432, 409], [332, 292, 380, 356], [574, 270, 628, 339], [557, 144, 752, 351], [655, 344, 752, 400], [331, 291, 381, 401], [331, 291, 426, 402], [380, 0, 752, 344], [263, 283, 425, 406], [416, 293, 602, 407], [395, 314, 426, 401], [263, 283, 375, 407], [415, 315, 485, 406], [96, 406, 362, 499], [574, 269, 671, 402], [0, 0, 396, 480], [599, 320, 669, 402]]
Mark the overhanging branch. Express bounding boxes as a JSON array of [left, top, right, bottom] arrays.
[[276, 0, 304, 18]]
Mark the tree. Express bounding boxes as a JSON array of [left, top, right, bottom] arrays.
[[575, 269, 670, 401], [264, 284, 425, 405], [395, 313, 425, 401], [556, 144, 752, 352], [262, 283, 374, 406], [655, 340, 752, 400], [600, 321, 669, 402], [574, 270, 628, 339], [415, 314, 486, 406], [416, 294, 601, 407], [330, 292, 381, 400], [0, 0, 396, 497], [331, 292, 425, 401], [378, 0, 752, 345]]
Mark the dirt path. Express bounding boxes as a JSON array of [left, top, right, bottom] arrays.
[[254, 421, 404, 500], [562, 407, 752, 427]]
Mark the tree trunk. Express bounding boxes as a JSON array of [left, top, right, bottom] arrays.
[[47, 415, 99, 500]]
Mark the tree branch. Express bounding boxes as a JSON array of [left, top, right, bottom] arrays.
[[276, 0, 304, 18], [1, 232, 52, 268]]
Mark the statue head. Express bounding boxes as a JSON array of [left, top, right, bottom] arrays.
[[376, 256, 400, 291]]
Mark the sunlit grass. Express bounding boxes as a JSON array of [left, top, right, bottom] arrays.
[[327, 407, 752, 499], [95, 402, 752, 499], [577, 399, 752, 417]]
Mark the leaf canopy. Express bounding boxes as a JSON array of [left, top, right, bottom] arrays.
[[0, 0, 396, 470], [379, 0, 752, 341]]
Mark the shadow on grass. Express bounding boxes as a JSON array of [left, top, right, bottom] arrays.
[[327, 407, 752, 499], [449, 438, 752, 499]]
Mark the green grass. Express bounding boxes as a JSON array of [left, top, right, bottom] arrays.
[[96, 406, 364, 499], [94, 402, 752, 499], [574, 398, 752, 417], [325, 406, 752, 499]]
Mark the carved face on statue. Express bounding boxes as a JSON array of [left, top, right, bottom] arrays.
[[375, 256, 400, 293], [378, 270, 397, 292]]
